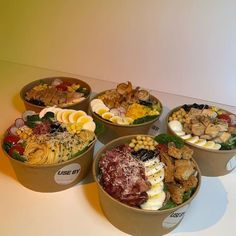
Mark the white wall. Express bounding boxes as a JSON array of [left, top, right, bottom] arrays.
[[1, 0, 236, 106]]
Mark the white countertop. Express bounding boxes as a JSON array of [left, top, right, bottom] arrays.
[[0, 60, 235, 236]]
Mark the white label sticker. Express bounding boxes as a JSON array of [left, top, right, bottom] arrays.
[[54, 163, 81, 185], [149, 124, 159, 136], [162, 204, 189, 229], [226, 155, 236, 171]]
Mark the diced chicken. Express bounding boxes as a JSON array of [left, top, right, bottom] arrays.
[[167, 183, 185, 204], [183, 122, 192, 134], [205, 124, 221, 138], [200, 134, 212, 140], [168, 143, 182, 159], [199, 116, 211, 127], [160, 152, 175, 183], [216, 121, 228, 132], [182, 175, 198, 192], [191, 122, 205, 136], [180, 146, 193, 160], [228, 126, 236, 134], [174, 164, 195, 181], [189, 108, 202, 117], [218, 132, 231, 143], [201, 109, 217, 118]]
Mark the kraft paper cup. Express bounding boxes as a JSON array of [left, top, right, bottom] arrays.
[[167, 106, 236, 176], [93, 135, 201, 236], [2, 138, 96, 192], [20, 76, 92, 113], [90, 91, 163, 144]]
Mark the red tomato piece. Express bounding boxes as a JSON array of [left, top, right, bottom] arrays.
[[218, 114, 231, 123], [4, 135, 20, 145], [9, 144, 25, 156], [157, 144, 168, 153], [56, 83, 68, 91]]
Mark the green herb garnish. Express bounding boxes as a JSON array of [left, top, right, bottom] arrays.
[[133, 115, 158, 125], [12, 151, 27, 162], [3, 142, 12, 152], [220, 134, 236, 150], [26, 114, 42, 128], [76, 87, 89, 96], [154, 133, 184, 148], [42, 112, 55, 122], [160, 199, 177, 210], [183, 188, 196, 202]]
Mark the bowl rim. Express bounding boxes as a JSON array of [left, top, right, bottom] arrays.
[[89, 89, 163, 128], [166, 105, 236, 153], [20, 76, 92, 109], [92, 134, 202, 214], [2, 132, 97, 169]]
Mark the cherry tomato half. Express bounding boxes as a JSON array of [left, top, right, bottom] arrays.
[[3, 135, 20, 145], [56, 83, 67, 91], [218, 114, 231, 123], [157, 144, 168, 153], [9, 144, 25, 156]]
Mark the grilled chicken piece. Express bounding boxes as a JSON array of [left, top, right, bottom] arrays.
[[216, 120, 228, 132], [205, 124, 221, 138], [181, 146, 194, 160], [168, 143, 182, 159], [199, 115, 211, 127], [160, 152, 175, 183], [167, 183, 185, 204], [191, 122, 205, 136], [174, 159, 195, 181], [182, 175, 198, 192]]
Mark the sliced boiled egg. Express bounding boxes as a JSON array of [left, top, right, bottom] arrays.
[[61, 110, 74, 123], [92, 103, 106, 112], [102, 112, 114, 120], [39, 107, 60, 118], [56, 110, 64, 122], [110, 116, 123, 124], [146, 182, 164, 197], [123, 117, 134, 124], [77, 115, 93, 125], [181, 134, 192, 140], [168, 120, 183, 132], [90, 99, 104, 108], [175, 130, 186, 136], [144, 158, 160, 168], [140, 191, 166, 210], [195, 139, 207, 147], [187, 136, 199, 144], [145, 162, 164, 177], [148, 168, 164, 185], [212, 143, 221, 150], [68, 110, 86, 123], [204, 141, 215, 149], [95, 106, 110, 116], [82, 121, 96, 132]]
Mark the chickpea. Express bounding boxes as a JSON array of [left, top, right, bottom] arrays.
[[134, 146, 139, 152], [131, 139, 137, 144], [143, 141, 148, 146], [150, 145, 155, 150], [138, 140, 143, 145], [137, 135, 142, 140], [146, 137, 151, 141], [148, 141, 153, 146], [139, 145, 145, 149], [129, 143, 135, 148], [141, 136, 146, 141]]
